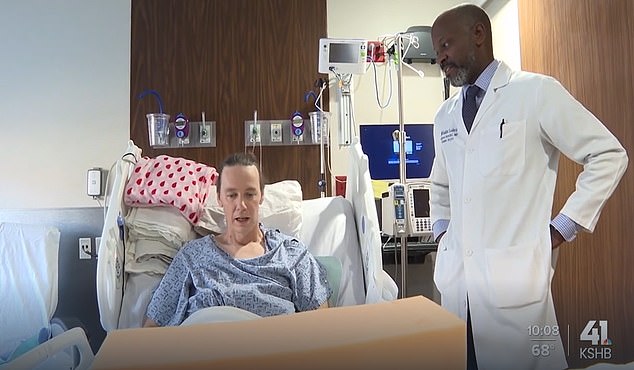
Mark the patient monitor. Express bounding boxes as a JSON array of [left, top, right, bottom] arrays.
[[318, 38, 368, 75], [381, 182, 432, 237]]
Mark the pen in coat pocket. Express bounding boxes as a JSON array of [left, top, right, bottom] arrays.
[[499, 119, 506, 138]]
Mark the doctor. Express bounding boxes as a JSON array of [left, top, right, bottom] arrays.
[[429, 4, 627, 370]]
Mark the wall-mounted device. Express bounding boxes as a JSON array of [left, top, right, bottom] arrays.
[[318, 38, 368, 74], [146, 111, 215, 148], [401, 26, 436, 64], [174, 113, 190, 145], [367, 41, 385, 63], [199, 111, 211, 144], [87, 168, 104, 197], [243, 119, 321, 146], [249, 123, 261, 143], [291, 112, 304, 142], [406, 182, 432, 236], [270, 123, 283, 143], [381, 183, 407, 235], [199, 124, 211, 143]]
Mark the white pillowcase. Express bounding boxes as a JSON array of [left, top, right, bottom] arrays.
[[196, 180, 303, 238]]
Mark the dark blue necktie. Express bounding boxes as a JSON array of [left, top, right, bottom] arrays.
[[462, 85, 481, 133]]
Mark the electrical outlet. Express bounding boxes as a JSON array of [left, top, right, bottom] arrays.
[[270, 123, 282, 143], [79, 237, 92, 260], [367, 41, 385, 63], [249, 123, 261, 143]]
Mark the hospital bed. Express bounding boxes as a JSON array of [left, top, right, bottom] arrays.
[[0, 223, 94, 370], [96, 140, 398, 332]]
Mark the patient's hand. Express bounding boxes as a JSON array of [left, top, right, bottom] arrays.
[[142, 317, 159, 328]]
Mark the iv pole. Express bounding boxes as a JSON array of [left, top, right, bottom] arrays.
[[308, 78, 329, 198], [338, 75, 353, 146], [318, 80, 327, 198], [396, 33, 409, 299]]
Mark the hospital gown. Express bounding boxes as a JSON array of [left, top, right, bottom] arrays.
[[146, 226, 331, 326]]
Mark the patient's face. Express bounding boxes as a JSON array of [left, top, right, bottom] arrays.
[[217, 165, 264, 233]]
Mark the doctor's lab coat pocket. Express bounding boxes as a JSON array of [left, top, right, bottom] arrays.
[[478, 120, 526, 176], [484, 242, 548, 309], [433, 237, 461, 295]]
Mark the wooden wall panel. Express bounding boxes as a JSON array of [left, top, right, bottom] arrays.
[[518, 0, 633, 367], [130, 0, 329, 199]]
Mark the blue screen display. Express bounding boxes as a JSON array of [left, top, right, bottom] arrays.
[[359, 123, 435, 181]]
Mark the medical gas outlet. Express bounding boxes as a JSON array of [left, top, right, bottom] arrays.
[[270, 123, 283, 143], [243, 119, 324, 146], [146, 114, 217, 148], [249, 123, 261, 143]]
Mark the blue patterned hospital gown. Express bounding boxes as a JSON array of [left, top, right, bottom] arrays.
[[146, 226, 331, 326]]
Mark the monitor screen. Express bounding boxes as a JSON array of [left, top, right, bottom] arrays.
[[359, 123, 435, 181], [329, 43, 358, 63], [412, 188, 430, 218]]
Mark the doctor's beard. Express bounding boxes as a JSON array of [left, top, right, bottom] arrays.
[[445, 50, 476, 87]]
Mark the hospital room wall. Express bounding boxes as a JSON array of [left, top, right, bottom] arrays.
[[129, 0, 329, 200], [518, 0, 634, 366], [326, 0, 520, 186], [0, 0, 513, 209], [0, 0, 131, 210], [0, 0, 328, 207], [0, 0, 130, 352]]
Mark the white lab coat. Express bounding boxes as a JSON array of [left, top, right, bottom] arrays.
[[430, 62, 628, 370]]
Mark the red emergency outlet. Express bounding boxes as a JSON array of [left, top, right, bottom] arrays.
[[367, 41, 385, 63], [335, 176, 347, 196]]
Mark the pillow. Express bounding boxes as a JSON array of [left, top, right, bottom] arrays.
[[196, 180, 303, 238], [124, 155, 218, 225]]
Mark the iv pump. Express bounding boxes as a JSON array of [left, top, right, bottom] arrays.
[[389, 183, 407, 235]]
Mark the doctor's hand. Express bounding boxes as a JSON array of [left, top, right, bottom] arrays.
[[550, 225, 565, 249]]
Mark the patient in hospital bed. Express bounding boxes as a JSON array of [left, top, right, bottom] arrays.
[[143, 152, 331, 327]]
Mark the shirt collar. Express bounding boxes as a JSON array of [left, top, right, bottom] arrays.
[[462, 59, 500, 98]]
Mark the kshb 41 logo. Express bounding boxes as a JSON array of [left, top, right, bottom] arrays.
[[579, 320, 612, 360]]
